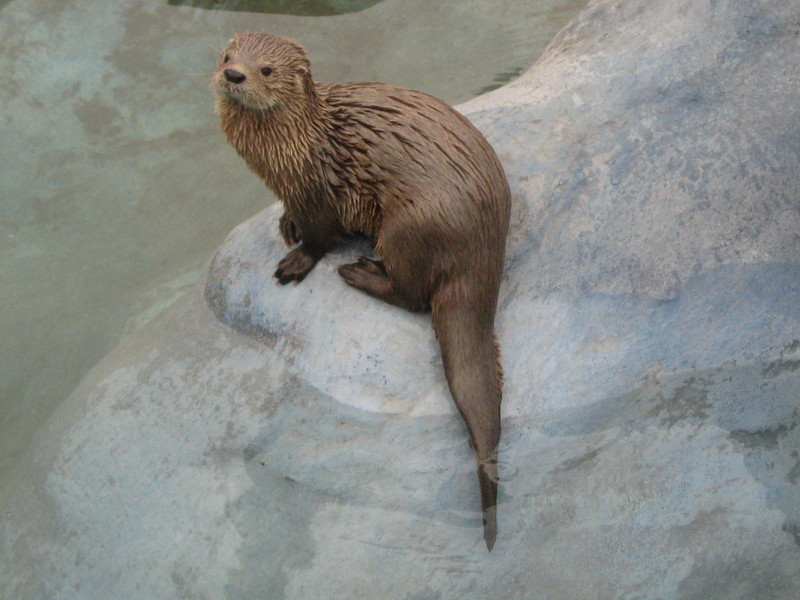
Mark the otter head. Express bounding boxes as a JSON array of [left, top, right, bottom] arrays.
[[212, 32, 313, 111]]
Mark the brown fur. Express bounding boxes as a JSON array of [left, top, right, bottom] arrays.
[[212, 32, 511, 550]]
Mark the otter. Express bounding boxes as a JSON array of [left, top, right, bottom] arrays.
[[212, 32, 511, 550]]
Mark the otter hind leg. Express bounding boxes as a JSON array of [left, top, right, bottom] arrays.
[[338, 256, 422, 311]]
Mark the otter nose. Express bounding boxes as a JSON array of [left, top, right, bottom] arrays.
[[224, 68, 246, 84]]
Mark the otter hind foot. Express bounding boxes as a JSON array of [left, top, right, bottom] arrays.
[[338, 256, 418, 310], [338, 256, 390, 293], [274, 245, 320, 284]]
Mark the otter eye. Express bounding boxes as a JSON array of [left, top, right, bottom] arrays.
[[260, 66, 273, 77], [222, 53, 230, 64]]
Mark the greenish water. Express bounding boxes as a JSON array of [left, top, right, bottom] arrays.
[[0, 0, 587, 475]]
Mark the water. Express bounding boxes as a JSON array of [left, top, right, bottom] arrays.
[[0, 0, 587, 474]]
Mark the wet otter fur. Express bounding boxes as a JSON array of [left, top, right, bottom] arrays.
[[212, 32, 511, 550]]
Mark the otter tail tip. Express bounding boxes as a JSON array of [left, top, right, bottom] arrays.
[[483, 506, 497, 551], [478, 461, 498, 551]]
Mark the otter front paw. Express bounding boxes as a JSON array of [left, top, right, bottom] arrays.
[[279, 212, 300, 246], [274, 246, 320, 284]]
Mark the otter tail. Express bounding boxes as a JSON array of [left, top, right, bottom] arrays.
[[432, 281, 502, 551]]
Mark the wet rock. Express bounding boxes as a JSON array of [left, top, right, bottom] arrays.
[[3, 0, 800, 598], [166, 0, 384, 17]]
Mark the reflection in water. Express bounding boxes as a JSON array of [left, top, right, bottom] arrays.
[[167, 0, 383, 16], [478, 65, 526, 95]]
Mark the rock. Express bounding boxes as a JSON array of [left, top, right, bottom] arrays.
[[3, 0, 800, 598], [166, 0, 383, 16]]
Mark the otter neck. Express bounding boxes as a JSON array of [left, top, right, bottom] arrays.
[[217, 90, 330, 210]]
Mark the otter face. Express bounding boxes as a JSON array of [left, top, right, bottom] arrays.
[[212, 32, 311, 111]]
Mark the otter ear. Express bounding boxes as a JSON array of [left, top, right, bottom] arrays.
[[296, 65, 312, 92]]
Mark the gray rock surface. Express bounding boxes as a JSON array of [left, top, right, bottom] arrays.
[[3, 0, 800, 598]]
